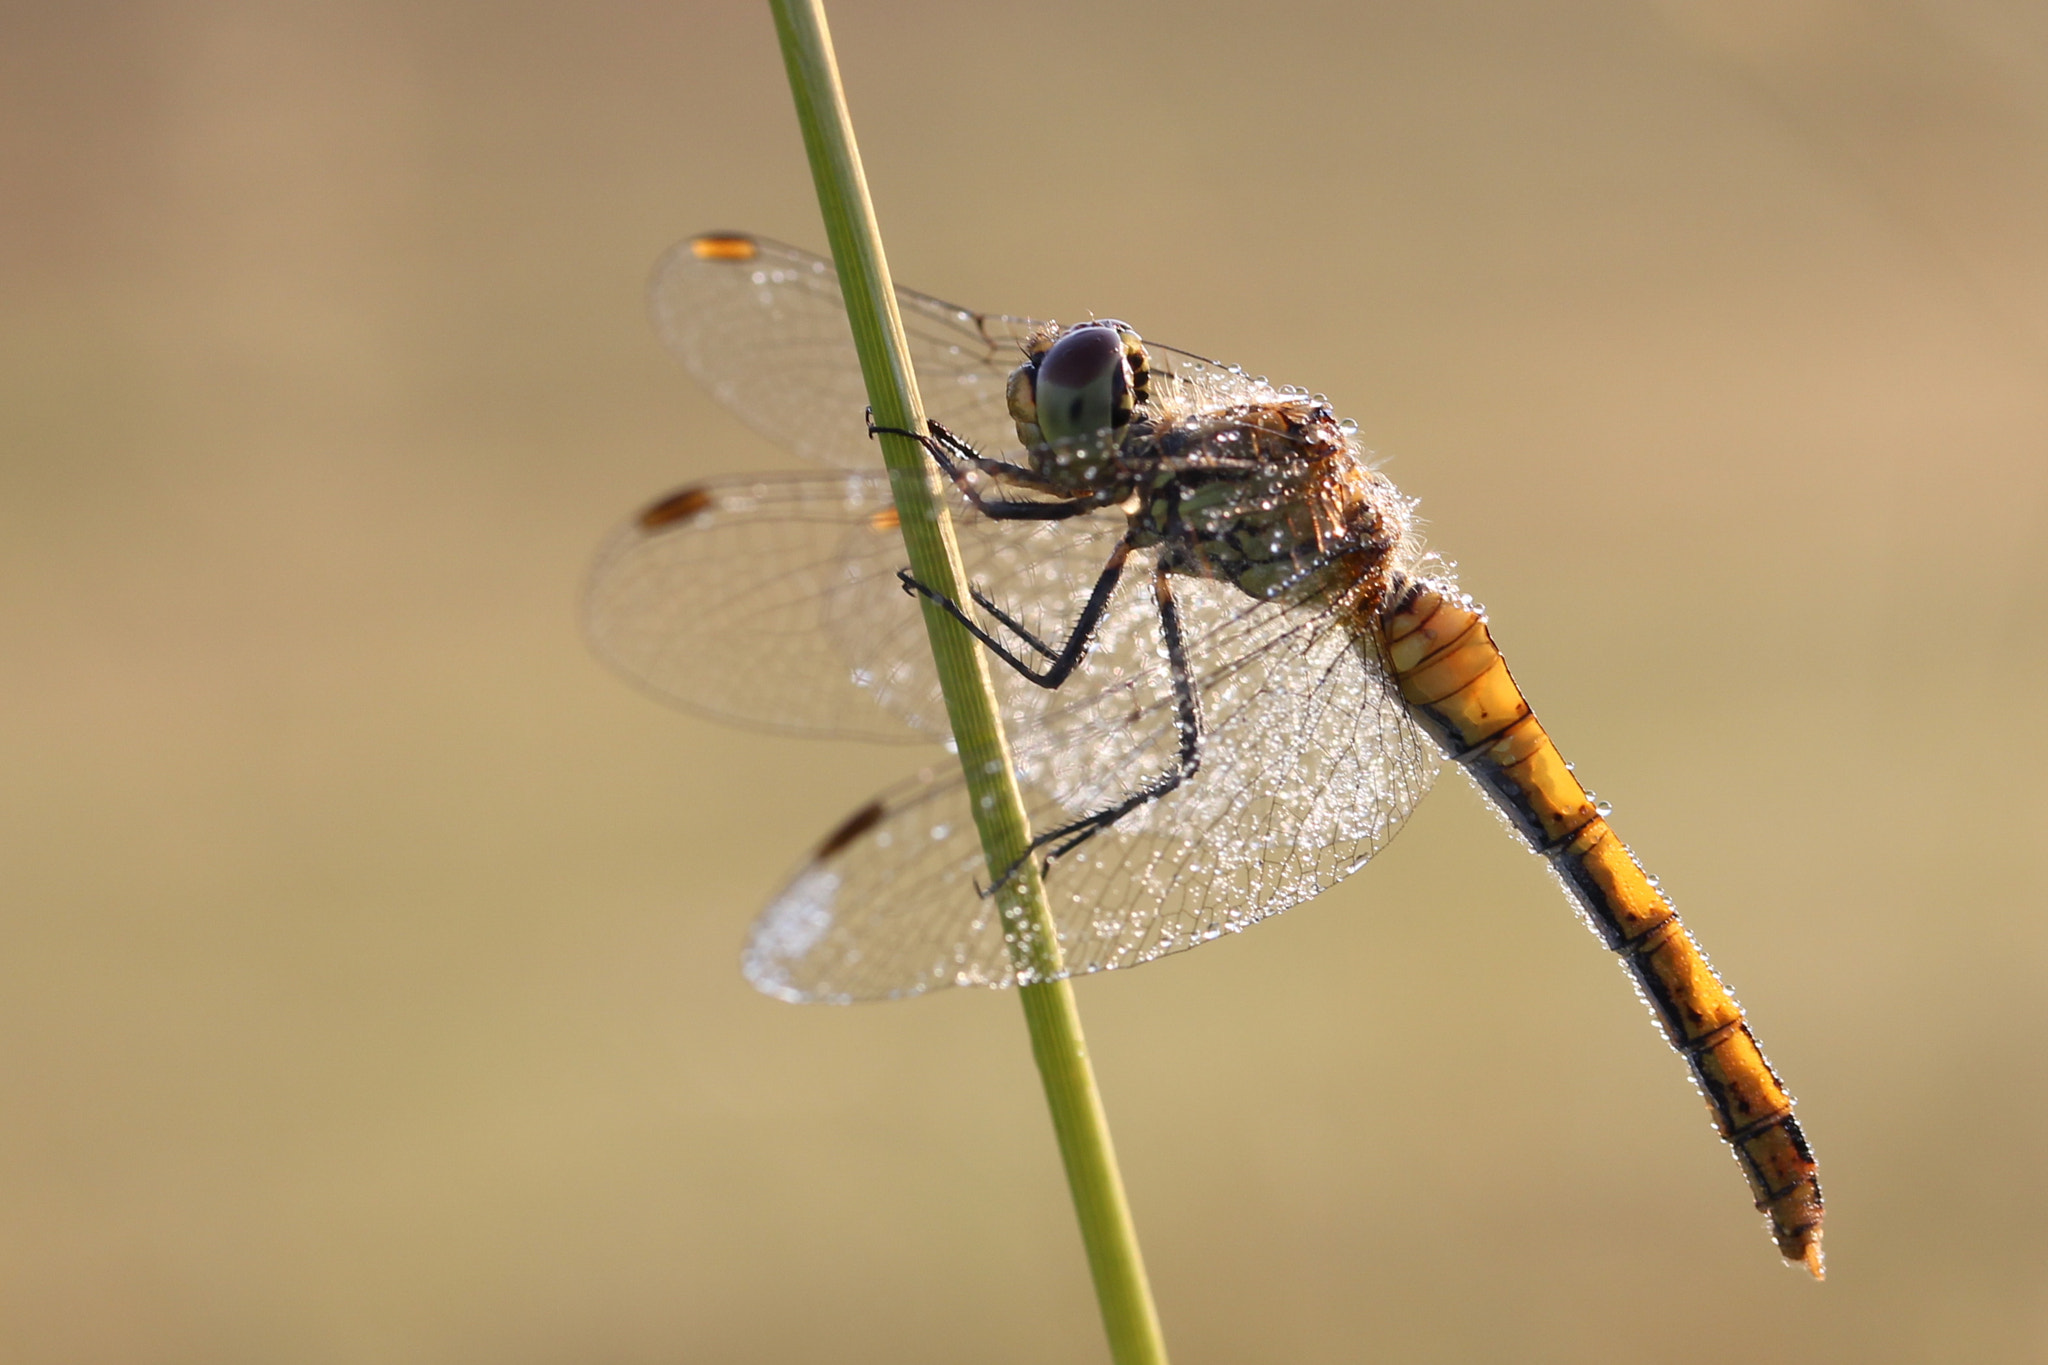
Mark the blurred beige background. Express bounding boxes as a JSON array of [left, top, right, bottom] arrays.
[[5, 0, 2046, 1360]]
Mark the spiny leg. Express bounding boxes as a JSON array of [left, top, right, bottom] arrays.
[[898, 535, 1133, 688], [867, 414, 1115, 521], [920, 557, 1207, 891], [1025, 478, 1207, 867], [886, 438, 1206, 884], [867, 411, 1041, 486], [967, 587, 1056, 662], [1029, 564, 1204, 869]]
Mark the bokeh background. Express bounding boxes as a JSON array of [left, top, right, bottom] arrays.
[[6, 1, 2047, 1359]]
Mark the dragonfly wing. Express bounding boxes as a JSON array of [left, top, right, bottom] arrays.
[[744, 769, 997, 1002], [649, 233, 1047, 469], [1012, 572, 1444, 973], [743, 559, 1444, 1000], [585, 471, 932, 740], [584, 471, 1134, 741]]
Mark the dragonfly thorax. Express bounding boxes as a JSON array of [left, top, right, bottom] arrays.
[[1131, 397, 1414, 604], [1006, 323, 1414, 604]]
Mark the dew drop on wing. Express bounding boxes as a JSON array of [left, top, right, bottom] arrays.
[[742, 866, 841, 1002]]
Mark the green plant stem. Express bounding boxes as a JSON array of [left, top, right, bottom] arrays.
[[765, 3, 1168, 1361]]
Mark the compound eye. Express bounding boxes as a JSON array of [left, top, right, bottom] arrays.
[[1034, 325, 1130, 446]]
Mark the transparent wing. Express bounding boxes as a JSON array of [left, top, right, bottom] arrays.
[[742, 561, 1445, 1003], [583, 470, 1133, 741], [629, 236, 1428, 993], [649, 233, 1048, 469]]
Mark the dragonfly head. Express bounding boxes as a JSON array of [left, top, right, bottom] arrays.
[[1008, 321, 1151, 456]]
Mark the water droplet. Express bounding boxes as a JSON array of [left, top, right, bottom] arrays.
[[1594, 800, 1613, 818]]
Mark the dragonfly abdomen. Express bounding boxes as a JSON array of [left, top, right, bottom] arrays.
[[1378, 577, 1825, 1277]]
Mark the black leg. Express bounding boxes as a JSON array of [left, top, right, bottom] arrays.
[[917, 418, 1053, 491], [978, 564, 1205, 893], [866, 413, 1120, 521], [898, 534, 1133, 689], [969, 586, 1056, 661], [1027, 564, 1204, 869]]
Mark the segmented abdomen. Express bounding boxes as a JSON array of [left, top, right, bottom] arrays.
[[1378, 577, 1824, 1276]]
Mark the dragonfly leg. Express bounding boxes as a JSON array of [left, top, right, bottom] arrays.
[[867, 413, 1116, 521], [968, 586, 1056, 661], [913, 418, 1050, 490], [1021, 564, 1205, 875], [897, 534, 1133, 688]]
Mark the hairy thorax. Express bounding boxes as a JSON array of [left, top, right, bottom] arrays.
[[1117, 396, 1414, 605]]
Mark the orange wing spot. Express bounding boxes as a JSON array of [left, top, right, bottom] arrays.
[[868, 506, 901, 533], [689, 232, 759, 262], [637, 485, 715, 529], [816, 800, 886, 859]]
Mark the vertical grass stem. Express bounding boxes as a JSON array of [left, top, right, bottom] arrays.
[[765, 3, 1168, 1360]]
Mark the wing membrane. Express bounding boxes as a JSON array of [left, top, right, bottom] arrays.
[[649, 234, 1046, 469], [584, 470, 1131, 740], [624, 234, 1442, 999], [742, 564, 1444, 1002]]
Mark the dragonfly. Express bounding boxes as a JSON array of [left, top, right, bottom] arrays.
[[585, 231, 1824, 1276]]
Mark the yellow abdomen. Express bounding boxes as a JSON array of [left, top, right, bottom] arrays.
[[1380, 577, 1824, 1276]]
